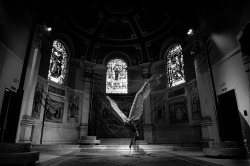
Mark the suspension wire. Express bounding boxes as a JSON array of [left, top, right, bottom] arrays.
[[91, 88, 131, 137], [89, 73, 169, 137], [36, 72, 173, 141]]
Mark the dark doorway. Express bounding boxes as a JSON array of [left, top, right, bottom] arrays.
[[217, 90, 244, 147], [0, 89, 19, 143]]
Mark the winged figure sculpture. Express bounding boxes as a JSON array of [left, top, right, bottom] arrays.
[[106, 74, 162, 125], [106, 74, 162, 149]]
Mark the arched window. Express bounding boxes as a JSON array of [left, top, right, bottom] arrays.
[[166, 44, 185, 87], [106, 58, 128, 94], [48, 40, 68, 85]]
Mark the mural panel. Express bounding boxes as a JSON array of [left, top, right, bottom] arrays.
[[151, 92, 165, 123], [67, 94, 79, 123], [45, 99, 64, 123], [169, 101, 188, 123], [189, 82, 202, 120], [31, 82, 44, 119]]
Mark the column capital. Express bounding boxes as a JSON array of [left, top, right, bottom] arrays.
[[81, 60, 96, 72], [34, 35, 42, 49], [139, 62, 151, 68], [35, 24, 51, 49], [139, 62, 151, 79]]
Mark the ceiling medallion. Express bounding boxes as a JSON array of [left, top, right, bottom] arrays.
[[104, 0, 135, 14]]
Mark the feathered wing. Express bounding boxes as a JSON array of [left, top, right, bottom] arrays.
[[128, 74, 162, 122], [106, 96, 129, 123]]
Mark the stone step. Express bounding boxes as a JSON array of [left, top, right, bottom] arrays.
[[79, 136, 100, 145], [208, 141, 238, 148], [81, 136, 97, 140], [31, 144, 202, 153], [203, 147, 246, 157], [100, 138, 148, 145], [154, 143, 201, 147], [79, 139, 100, 145]]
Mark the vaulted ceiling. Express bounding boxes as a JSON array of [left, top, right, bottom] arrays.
[[26, 0, 199, 65], [27, 0, 250, 65]]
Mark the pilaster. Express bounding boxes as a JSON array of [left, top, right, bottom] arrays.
[[18, 26, 47, 143], [78, 61, 96, 139]]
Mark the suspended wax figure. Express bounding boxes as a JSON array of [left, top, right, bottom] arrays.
[[107, 74, 162, 148]]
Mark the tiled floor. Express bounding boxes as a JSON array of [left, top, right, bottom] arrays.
[[36, 148, 250, 166]]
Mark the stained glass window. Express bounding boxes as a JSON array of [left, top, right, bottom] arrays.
[[166, 44, 185, 87], [106, 59, 127, 94], [48, 40, 68, 84]]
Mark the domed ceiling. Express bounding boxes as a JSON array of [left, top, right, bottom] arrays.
[[36, 0, 199, 65]]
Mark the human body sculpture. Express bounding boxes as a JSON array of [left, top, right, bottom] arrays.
[[106, 74, 162, 148]]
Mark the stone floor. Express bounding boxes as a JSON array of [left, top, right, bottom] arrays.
[[36, 147, 250, 166]]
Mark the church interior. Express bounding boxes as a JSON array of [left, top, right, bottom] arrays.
[[1, 0, 250, 165]]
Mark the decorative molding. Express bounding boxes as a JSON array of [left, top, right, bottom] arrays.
[[47, 84, 67, 98], [167, 87, 186, 99], [67, 87, 84, 94], [34, 36, 42, 49], [143, 124, 153, 129], [79, 123, 88, 126], [78, 124, 88, 130], [20, 115, 35, 126], [200, 116, 212, 127]]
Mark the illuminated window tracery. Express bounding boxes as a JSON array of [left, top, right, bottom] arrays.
[[166, 44, 185, 87], [106, 59, 128, 94], [48, 40, 68, 84]]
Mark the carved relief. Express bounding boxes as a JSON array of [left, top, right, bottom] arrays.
[[45, 100, 64, 123], [31, 82, 44, 119], [189, 81, 202, 120], [67, 94, 79, 123], [169, 101, 188, 123], [48, 84, 66, 97]]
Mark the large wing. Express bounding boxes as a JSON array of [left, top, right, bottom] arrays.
[[106, 96, 129, 123], [128, 74, 162, 121]]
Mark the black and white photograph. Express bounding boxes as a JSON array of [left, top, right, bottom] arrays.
[[0, 0, 250, 165]]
